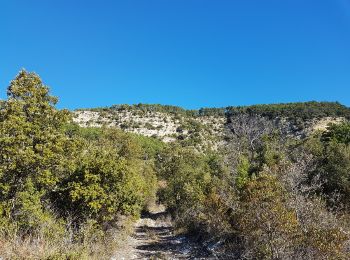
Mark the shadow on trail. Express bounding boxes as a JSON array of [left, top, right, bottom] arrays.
[[140, 210, 169, 221], [134, 210, 213, 259]]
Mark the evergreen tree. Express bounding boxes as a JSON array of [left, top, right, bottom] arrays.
[[0, 70, 78, 231]]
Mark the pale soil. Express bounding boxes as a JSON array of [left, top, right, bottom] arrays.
[[311, 117, 345, 132], [112, 205, 213, 260]]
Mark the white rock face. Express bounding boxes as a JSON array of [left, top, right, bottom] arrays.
[[73, 109, 344, 148], [73, 111, 101, 127], [311, 117, 345, 132], [73, 110, 226, 146]]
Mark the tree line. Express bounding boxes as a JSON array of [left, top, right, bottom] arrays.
[[81, 101, 350, 120]]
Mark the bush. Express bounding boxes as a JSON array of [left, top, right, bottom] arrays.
[[0, 71, 159, 258]]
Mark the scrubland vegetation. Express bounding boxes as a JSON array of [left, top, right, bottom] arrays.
[[0, 71, 161, 259], [1, 70, 350, 259]]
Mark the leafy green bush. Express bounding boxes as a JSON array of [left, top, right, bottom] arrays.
[[306, 125, 350, 206], [0, 70, 159, 258], [322, 122, 350, 144], [0, 70, 79, 235]]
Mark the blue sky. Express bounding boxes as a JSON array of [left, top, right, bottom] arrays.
[[1, 0, 350, 109]]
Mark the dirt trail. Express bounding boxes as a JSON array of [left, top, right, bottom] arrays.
[[112, 205, 213, 260]]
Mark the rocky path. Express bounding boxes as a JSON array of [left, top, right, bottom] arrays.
[[112, 205, 213, 260]]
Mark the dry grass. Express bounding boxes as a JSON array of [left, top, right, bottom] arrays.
[[0, 218, 135, 260]]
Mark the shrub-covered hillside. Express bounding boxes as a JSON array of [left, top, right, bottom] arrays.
[[227, 101, 350, 120], [74, 104, 227, 150], [74, 101, 350, 148], [1, 70, 350, 259]]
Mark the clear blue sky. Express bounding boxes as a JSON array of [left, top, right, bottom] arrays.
[[1, 0, 350, 109]]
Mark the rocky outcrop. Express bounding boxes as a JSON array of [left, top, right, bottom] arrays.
[[73, 107, 346, 149], [73, 109, 226, 149]]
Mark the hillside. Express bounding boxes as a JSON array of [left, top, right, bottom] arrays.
[[73, 102, 350, 148], [73, 104, 226, 149], [3, 71, 350, 259]]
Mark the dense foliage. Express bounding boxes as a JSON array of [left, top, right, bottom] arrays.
[[0, 71, 160, 259], [156, 118, 350, 259], [306, 122, 350, 207], [84, 103, 227, 117], [1, 70, 350, 259], [227, 101, 350, 120], [83, 101, 350, 121]]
